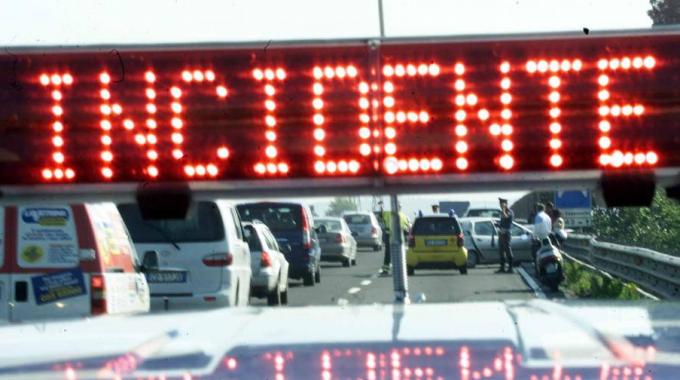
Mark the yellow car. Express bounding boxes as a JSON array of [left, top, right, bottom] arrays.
[[407, 215, 468, 275]]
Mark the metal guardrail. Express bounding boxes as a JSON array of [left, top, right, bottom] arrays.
[[563, 234, 680, 299]]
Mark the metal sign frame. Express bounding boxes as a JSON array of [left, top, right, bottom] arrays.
[[1, 28, 680, 201]]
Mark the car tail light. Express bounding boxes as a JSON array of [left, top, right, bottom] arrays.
[[408, 234, 415, 248], [335, 233, 345, 243], [301, 209, 312, 249], [90, 274, 107, 316], [202, 253, 233, 267], [260, 251, 272, 267], [371, 226, 378, 236], [457, 233, 465, 247]]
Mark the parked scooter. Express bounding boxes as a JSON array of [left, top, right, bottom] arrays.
[[534, 236, 564, 292]]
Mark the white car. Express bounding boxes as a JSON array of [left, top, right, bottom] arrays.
[[243, 221, 290, 306], [0, 203, 149, 322], [118, 201, 251, 311]]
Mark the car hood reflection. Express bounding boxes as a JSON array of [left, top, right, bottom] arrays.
[[0, 300, 678, 379]]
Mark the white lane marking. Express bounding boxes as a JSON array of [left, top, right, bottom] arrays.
[[360, 280, 372, 286], [517, 266, 546, 299], [348, 287, 361, 294]]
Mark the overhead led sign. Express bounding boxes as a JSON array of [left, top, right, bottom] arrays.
[[0, 32, 678, 185]]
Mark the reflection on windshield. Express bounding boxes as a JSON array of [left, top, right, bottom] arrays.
[[2, 1, 680, 378]]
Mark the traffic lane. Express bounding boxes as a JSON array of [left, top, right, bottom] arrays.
[[249, 247, 384, 307], [355, 265, 535, 304], [251, 249, 537, 306]]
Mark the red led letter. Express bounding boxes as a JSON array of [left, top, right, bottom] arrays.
[[39, 72, 75, 181], [252, 68, 289, 176], [381, 62, 443, 174], [311, 64, 364, 175], [452, 62, 515, 171], [96, 70, 158, 179], [596, 56, 658, 167], [525, 58, 584, 168], [176, 68, 230, 178]]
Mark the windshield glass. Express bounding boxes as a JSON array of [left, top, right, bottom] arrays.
[[243, 225, 263, 251], [467, 209, 501, 218], [118, 202, 224, 243], [343, 214, 371, 224], [237, 204, 302, 231], [2, 1, 680, 378], [315, 219, 343, 232], [412, 217, 462, 235]]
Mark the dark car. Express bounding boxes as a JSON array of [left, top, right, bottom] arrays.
[[237, 202, 321, 286]]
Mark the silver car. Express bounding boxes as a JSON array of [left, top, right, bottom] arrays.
[[315, 217, 357, 267], [243, 221, 290, 306], [342, 211, 383, 251], [459, 217, 534, 268]]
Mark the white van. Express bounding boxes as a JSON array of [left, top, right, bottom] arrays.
[[118, 200, 251, 311], [0, 203, 150, 323]]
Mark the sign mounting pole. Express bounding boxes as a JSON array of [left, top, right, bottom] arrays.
[[378, 0, 386, 38]]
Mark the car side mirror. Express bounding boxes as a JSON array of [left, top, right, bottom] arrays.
[[141, 250, 160, 272]]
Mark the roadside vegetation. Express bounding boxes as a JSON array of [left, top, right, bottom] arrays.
[[592, 189, 680, 257], [562, 260, 641, 300]]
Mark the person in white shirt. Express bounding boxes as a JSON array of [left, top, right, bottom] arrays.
[[533, 203, 552, 240], [532, 203, 552, 263]]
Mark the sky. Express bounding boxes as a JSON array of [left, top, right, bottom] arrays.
[[0, 0, 651, 46], [0, 0, 653, 214]]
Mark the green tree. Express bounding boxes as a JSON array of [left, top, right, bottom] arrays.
[[592, 189, 680, 256], [326, 197, 358, 217], [649, 0, 680, 25]]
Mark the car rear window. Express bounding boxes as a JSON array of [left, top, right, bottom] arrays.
[[315, 219, 342, 232], [243, 225, 263, 252], [412, 218, 462, 236], [343, 214, 371, 224], [237, 203, 302, 231], [118, 202, 225, 243]]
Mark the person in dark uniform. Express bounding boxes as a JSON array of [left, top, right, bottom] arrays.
[[496, 198, 515, 273], [545, 202, 562, 226]]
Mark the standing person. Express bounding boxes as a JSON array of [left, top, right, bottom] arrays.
[[496, 198, 515, 273], [532, 203, 553, 263], [377, 201, 391, 275], [379, 202, 410, 275], [545, 202, 562, 226]]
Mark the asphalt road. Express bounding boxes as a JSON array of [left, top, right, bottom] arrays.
[[250, 248, 542, 307]]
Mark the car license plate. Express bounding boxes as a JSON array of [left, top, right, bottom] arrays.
[[146, 271, 187, 283], [425, 239, 447, 247]]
